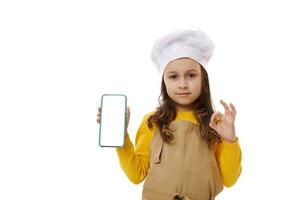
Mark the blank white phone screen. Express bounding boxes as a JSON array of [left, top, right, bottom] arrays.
[[99, 94, 127, 147]]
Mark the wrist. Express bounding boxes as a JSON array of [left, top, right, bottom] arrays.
[[222, 135, 236, 143]]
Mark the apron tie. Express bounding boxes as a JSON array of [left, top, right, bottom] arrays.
[[173, 193, 192, 200]]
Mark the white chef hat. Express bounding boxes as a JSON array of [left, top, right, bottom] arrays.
[[151, 28, 214, 76]]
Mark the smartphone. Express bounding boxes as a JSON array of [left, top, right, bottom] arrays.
[[99, 94, 127, 147]]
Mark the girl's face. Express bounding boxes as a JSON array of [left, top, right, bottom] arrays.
[[163, 57, 202, 111]]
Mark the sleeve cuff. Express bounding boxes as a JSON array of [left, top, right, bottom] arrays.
[[220, 137, 240, 151], [116, 133, 133, 151]]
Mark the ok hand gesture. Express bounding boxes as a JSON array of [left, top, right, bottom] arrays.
[[209, 100, 237, 143]]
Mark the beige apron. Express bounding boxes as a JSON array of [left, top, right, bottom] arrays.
[[142, 120, 223, 200]]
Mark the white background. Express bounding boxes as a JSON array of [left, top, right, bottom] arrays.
[[1, 0, 301, 199]]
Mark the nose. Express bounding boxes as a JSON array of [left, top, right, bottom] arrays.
[[178, 78, 188, 89]]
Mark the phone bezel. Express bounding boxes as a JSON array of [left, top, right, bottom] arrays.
[[99, 94, 127, 147]]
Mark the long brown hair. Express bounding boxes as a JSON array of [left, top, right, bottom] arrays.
[[147, 64, 221, 148]]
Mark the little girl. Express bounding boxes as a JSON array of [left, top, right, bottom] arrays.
[[96, 29, 242, 200]]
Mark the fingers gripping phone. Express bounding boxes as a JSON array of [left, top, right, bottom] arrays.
[[99, 94, 127, 147]]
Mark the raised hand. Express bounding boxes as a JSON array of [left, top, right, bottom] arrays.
[[209, 100, 237, 143]]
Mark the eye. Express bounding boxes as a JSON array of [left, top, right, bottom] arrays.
[[169, 74, 178, 80], [186, 73, 196, 79]]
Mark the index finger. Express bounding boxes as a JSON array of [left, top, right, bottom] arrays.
[[220, 99, 230, 111]]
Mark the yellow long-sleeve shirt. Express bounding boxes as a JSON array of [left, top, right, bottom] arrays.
[[116, 111, 242, 187]]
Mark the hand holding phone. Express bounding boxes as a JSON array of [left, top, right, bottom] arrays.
[[98, 94, 127, 147], [97, 107, 130, 130]]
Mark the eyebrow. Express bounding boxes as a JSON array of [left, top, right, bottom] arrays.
[[166, 69, 199, 74]]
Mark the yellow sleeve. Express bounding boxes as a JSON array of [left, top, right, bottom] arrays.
[[215, 137, 242, 187], [115, 113, 155, 184]]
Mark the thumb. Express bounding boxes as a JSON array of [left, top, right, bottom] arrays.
[[126, 107, 131, 117], [126, 107, 131, 127], [209, 111, 223, 127]]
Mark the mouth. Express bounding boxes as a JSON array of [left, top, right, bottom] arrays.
[[176, 92, 191, 97]]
